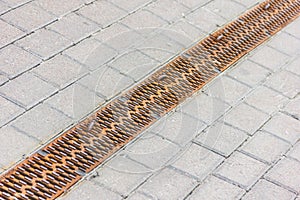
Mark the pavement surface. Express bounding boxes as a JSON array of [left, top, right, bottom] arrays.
[[0, 0, 299, 199]]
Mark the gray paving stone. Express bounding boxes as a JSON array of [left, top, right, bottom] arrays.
[[186, 7, 226, 33], [0, 1, 10, 14], [93, 23, 131, 43], [265, 70, 300, 99], [242, 179, 296, 200], [205, 76, 251, 106], [285, 57, 300, 76], [233, 0, 261, 8], [224, 103, 269, 135], [16, 28, 72, 59], [128, 192, 153, 200], [284, 96, 300, 120], [268, 32, 300, 56], [136, 167, 197, 200], [2, 0, 30, 7], [1, 2, 56, 32], [0, 126, 39, 168], [241, 131, 290, 164], [12, 103, 71, 141], [288, 142, 300, 162], [265, 157, 300, 193], [0, 73, 57, 109], [228, 60, 271, 87], [245, 86, 288, 115], [139, 48, 174, 63], [48, 13, 98, 42], [196, 121, 248, 157], [215, 152, 268, 190], [182, 94, 230, 125], [93, 155, 151, 197], [172, 143, 224, 180], [0, 19, 24, 47], [249, 46, 290, 72], [0, 74, 8, 85], [262, 113, 300, 144], [204, 0, 246, 20], [111, 0, 151, 12], [188, 176, 245, 200], [177, 0, 210, 9], [77, 1, 126, 28], [284, 18, 300, 39], [32, 55, 88, 89], [0, 45, 41, 78], [158, 27, 196, 48], [0, 96, 24, 127], [61, 181, 121, 200]]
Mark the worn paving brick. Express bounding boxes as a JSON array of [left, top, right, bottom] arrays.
[[61, 181, 122, 200], [172, 143, 224, 180], [242, 179, 296, 200], [264, 70, 300, 99], [0, 96, 24, 127], [93, 23, 131, 43], [285, 57, 300, 76], [205, 75, 251, 106], [182, 94, 230, 125], [241, 131, 290, 164], [159, 27, 196, 48], [136, 167, 197, 200], [265, 157, 300, 193], [177, 0, 210, 9], [249, 46, 290, 72], [284, 96, 300, 122], [233, 0, 261, 8], [228, 60, 271, 87], [0, 126, 39, 168], [12, 103, 71, 141], [111, 0, 151, 12], [268, 32, 300, 56], [196, 121, 248, 157], [224, 103, 269, 135], [186, 7, 226, 33], [0, 45, 41, 78], [288, 141, 300, 162], [0, 73, 57, 109], [92, 155, 151, 197], [0, 19, 24, 47], [1, 2, 56, 32], [127, 191, 153, 200], [2, 0, 30, 7], [245, 86, 288, 115], [262, 113, 300, 144], [188, 176, 245, 200], [284, 17, 300, 39], [77, 1, 126, 28], [215, 152, 268, 190], [16, 28, 72, 59], [32, 54, 88, 89], [139, 48, 174, 63], [0, 74, 8, 85], [0, 1, 10, 14]]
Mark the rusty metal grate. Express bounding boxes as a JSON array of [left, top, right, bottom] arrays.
[[0, 0, 299, 199]]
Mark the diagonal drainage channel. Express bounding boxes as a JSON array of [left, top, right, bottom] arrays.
[[0, 0, 299, 199]]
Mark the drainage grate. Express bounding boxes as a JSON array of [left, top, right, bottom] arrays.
[[0, 0, 299, 199]]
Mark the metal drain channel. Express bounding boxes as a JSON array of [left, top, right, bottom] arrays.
[[1, 0, 299, 199]]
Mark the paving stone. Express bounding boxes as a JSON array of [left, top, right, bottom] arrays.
[[77, 1, 126, 28], [186, 7, 226, 33], [188, 176, 245, 200], [0, 96, 24, 127], [284, 96, 300, 122], [125, 133, 180, 170], [48, 13, 98, 42], [233, 0, 261, 8], [172, 143, 224, 180], [0, 73, 57, 109], [264, 70, 300, 98], [158, 27, 196, 48], [284, 18, 300, 39], [196, 121, 248, 157], [245, 86, 288, 114], [0, 126, 39, 168], [62, 181, 121, 200], [32, 55, 88, 89], [285, 57, 300, 76], [177, 0, 210, 9], [205, 76, 251, 105], [16, 28, 72, 59], [204, 0, 246, 20], [268, 32, 300, 56], [111, 0, 151, 12], [0, 1, 10, 14], [146, 0, 189, 23], [265, 157, 300, 193], [0, 20, 24, 47], [136, 167, 197, 200], [241, 131, 290, 164], [2, 0, 30, 7], [249, 46, 290, 72], [150, 112, 206, 147], [93, 156, 151, 196], [93, 23, 131, 43], [127, 192, 154, 200], [224, 103, 269, 135], [228, 60, 271, 87], [242, 179, 296, 200], [1, 2, 56, 32], [0, 45, 41, 78], [262, 113, 300, 144], [0, 74, 8, 85], [182, 94, 230, 125], [288, 142, 300, 162], [215, 152, 268, 189], [12, 103, 71, 141]]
